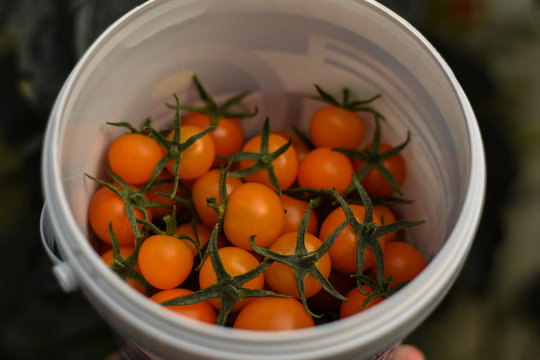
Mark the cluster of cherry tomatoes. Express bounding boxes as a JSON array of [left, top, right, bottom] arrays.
[[87, 75, 426, 331]]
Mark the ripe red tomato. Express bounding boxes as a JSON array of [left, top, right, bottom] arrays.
[[138, 234, 194, 289], [100, 246, 145, 293], [238, 133, 298, 191], [297, 147, 353, 194], [353, 143, 406, 197], [223, 182, 284, 251], [108, 133, 164, 185], [165, 125, 215, 180], [279, 194, 319, 235], [309, 105, 365, 149], [263, 232, 331, 299], [233, 297, 314, 330], [378, 241, 426, 286], [340, 285, 384, 319], [182, 111, 245, 158], [150, 288, 217, 324], [319, 204, 385, 274], [198, 246, 265, 312], [191, 169, 243, 228], [88, 185, 148, 246]]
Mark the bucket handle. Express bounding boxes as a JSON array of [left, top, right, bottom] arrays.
[[40, 203, 78, 293]]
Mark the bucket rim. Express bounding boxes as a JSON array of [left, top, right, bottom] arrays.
[[40, 0, 486, 358]]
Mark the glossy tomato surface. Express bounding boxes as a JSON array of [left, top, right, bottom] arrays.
[[264, 232, 331, 299], [319, 204, 385, 274], [223, 182, 284, 251], [233, 297, 315, 330]]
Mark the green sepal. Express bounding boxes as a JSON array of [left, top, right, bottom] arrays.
[[147, 94, 214, 199], [107, 222, 152, 295], [250, 200, 350, 317], [333, 175, 424, 293], [313, 84, 384, 118], [85, 172, 155, 241], [334, 115, 410, 196], [227, 117, 291, 193], [165, 74, 258, 124]]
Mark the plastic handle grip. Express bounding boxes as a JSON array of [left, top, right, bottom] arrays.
[[40, 203, 78, 292]]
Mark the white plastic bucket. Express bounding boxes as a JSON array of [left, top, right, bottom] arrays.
[[40, 0, 486, 359]]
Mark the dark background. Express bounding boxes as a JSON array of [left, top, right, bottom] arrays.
[[1, 0, 539, 359]]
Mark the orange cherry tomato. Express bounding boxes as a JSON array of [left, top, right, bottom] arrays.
[[138, 235, 194, 290], [319, 204, 385, 274], [108, 133, 164, 185], [233, 297, 314, 330], [297, 147, 353, 194], [145, 179, 191, 219], [352, 143, 406, 197], [174, 221, 215, 257], [264, 232, 331, 299], [279, 194, 319, 235], [379, 241, 426, 286], [165, 125, 215, 180], [198, 246, 265, 312], [182, 111, 245, 158], [223, 182, 284, 251], [276, 130, 311, 163], [308, 270, 356, 313], [150, 288, 217, 325], [88, 185, 148, 246], [340, 285, 384, 319], [309, 105, 365, 149], [101, 246, 145, 293], [191, 169, 243, 228], [238, 133, 298, 191], [373, 204, 398, 242]]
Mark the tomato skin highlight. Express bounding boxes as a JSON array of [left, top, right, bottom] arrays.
[[233, 297, 315, 330], [279, 194, 319, 235], [165, 125, 216, 180], [353, 143, 406, 197], [264, 232, 331, 298], [88, 185, 147, 246], [191, 169, 243, 228], [223, 182, 284, 251], [309, 105, 365, 149], [182, 111, 245, 158], [198, 246, 265, 312], [138, 235, 194, 290], [297, 147, 353, 194], [319, 204, 385, 274], [108, 133, 164, 185], [150, 288, 217, 324], [340, 285, 384, 319], [238, 133, 298, 191]]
